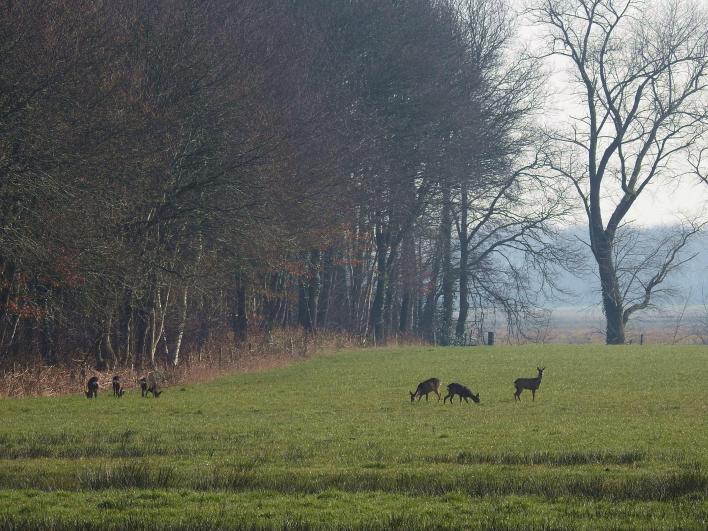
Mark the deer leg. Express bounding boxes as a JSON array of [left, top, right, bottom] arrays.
[[532, 389, 535, 401], [425, 393, 429, 402], [435, 390, 441, 401]]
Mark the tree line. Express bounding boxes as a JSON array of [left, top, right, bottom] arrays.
[[4, 0, 704, 368]]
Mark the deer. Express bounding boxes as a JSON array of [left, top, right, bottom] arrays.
[[514, 367, 545, 401], [112, 375, 125, 397], [410, 377, 441, 402], [443, 383, 480, 404], [85, 376, 99, 399], [140, 373, 162, 398]]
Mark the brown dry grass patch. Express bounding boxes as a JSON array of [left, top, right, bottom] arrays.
[[0, 328, 428, 398]]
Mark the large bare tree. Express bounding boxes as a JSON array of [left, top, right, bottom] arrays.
[[535, 0, 708, 344]]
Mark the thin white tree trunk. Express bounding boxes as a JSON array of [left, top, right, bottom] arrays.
[[150, 285, 171, 366], [172, 286, 188, 366]]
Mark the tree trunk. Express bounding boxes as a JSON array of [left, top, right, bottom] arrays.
[[172, 286, 188, 366], [398, 230, 416, 334], [383, 254, 398, 340], [591, 229, 626, 344], [317, 251, 333, 329], [456, 184, 469, 338], [298, 249, 321, 332], [234, 273, 248, 343], [298, 280, 310, 330], [118, 289, 134, 367], [103, 312, 116, 370], [369, 223, 388, 344], [0, 259, 15, 333], [439, 184, 454, 346], [399, 292, 410, 333], [40, 312, 56, 365], [598, 254, 626, 344], [421, 238, 442, 343], [134, 306, 149, 370]]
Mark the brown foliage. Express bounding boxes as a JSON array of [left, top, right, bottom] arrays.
[[0, 329, 360, 398]]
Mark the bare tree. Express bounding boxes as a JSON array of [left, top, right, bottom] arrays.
[[535, 0, 708, 343], [446, 0, 575, 342]]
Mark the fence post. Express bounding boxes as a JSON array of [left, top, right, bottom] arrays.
[[487, 331, 495, 346]]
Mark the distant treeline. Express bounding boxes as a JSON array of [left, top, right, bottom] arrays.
[[0, 0, 573, 369]]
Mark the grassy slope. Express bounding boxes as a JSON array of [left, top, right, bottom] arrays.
[[0, 344, 706, 529]]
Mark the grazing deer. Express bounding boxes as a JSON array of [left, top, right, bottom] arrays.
[[85, 376, 99, 399], [443, 383, 480, 404], [140, 374, 162, 398], [410, 378, 441, 402], [112, 375, 125, 397], [514, 367, 545, 401]]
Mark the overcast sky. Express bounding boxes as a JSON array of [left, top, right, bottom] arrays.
[[515, 0, 708, 227]]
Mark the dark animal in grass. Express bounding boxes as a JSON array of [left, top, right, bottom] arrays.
[[140, 374, 162, 398], [85, 376, 99, 399], [443, 383, 480, 404], [112, 375, 125, 397], [410, 377, 441, 402], [514, 367, 544, 401]]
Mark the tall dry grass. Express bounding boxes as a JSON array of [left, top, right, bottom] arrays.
[[0, 328, 423, 398]]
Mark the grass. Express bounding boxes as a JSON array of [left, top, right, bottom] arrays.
[[0, 344, 706, 529]]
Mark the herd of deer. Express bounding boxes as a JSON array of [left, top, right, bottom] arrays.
[[85, 367, 545, 403], [84, 374, 162, 399], [410, 367, 545, 405]]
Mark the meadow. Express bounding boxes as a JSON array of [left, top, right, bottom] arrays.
[[0, 344, 706, 530]]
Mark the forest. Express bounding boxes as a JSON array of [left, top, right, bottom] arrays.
[[2, 0, 705, 370]]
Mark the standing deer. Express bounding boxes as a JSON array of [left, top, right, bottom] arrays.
[[514, 367, 545, 401], [443, 383, 480, 404], [140, 374, 162, 398], [85, 376, 99, 399], [112, 375, 125, 397], [410, 378, 441, 402]]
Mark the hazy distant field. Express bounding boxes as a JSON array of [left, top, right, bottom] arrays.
[[0, 345, 706, 529]]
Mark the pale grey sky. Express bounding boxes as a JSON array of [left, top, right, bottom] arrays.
[[515, 0, 708, 227]]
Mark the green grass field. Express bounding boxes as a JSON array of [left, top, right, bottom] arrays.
[[0, 345, 706, 530]]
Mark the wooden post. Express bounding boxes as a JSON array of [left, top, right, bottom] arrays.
[[487, 331, 494, 346], [640, 334, 644, 345]]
